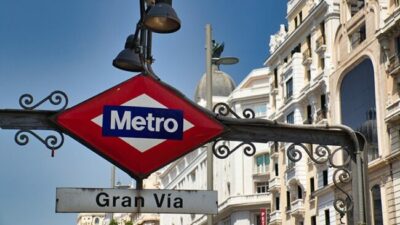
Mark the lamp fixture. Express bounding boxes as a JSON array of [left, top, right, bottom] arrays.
[[112, 34, 143, 72], [144, 0, 181, 34]]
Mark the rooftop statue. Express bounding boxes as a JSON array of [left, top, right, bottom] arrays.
[[212, 40, 224, 58]]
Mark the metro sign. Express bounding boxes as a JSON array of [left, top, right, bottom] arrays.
[[54, 75, 224, 179]]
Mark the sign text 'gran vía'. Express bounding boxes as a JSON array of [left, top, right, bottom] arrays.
[[56, 188, 218, 214]]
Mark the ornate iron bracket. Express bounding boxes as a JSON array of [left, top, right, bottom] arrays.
[[15, 129, 64, 157], [213, 102, 255, 119], [213, 103, 257, 158], [0, 91, 68, 156], [212, 105, 361, 221], [19, 90, 68, 111], [287, 143, 353, 219]]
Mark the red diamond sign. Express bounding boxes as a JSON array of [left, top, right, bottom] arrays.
[[54, 75, 224, 179]]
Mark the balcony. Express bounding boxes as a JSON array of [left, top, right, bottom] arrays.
[[269, 210, 282, 225], [386, 98, 400, 122], [218, 193, 270, 213], [388, 53, 400, 76], [271, 142, 279, 158], [315, 36, 326, 55], [290, 199, 305, 217], [269, 177, 281, 192], [302, 50, 312, 66], [253, 164, 270, 177], [315, 108, 327, 123]]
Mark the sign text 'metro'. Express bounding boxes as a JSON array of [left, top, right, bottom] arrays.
[[102, 105, 183, 140]]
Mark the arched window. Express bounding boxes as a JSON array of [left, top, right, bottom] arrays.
[[371, 185, 383, 225], [340, 58, 378, 162], [94, 218, 99, 225]]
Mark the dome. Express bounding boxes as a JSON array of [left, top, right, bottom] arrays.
[[356, 108, 378, 143], [194, 68, 236, 102]]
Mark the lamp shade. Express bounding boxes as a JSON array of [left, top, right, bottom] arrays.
[[113, 35, 143, 72], [113, 49, 143, 72], [144, 0, 181, 33]]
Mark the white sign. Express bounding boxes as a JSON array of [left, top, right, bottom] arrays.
[[56, 188, 218, 214]]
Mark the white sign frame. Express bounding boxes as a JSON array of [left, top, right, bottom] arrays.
[[56, 188, 218, 214]]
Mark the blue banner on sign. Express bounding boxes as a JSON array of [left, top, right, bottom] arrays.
[[102, 105, 184, 140]]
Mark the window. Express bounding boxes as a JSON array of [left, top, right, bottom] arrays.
[[255, 214, 261, 225], [319, 56, 325, 70], [311, 215, 317, 225], [325, 209, 330, 225], [323, 170, 328, 186], [275, 196, 280, 210], [94, 218, 100, 225], [306, 105, 312, 124], [294, 17, 298, 29], [371, 185, 383, 225], [320, 21, 325, 44], [299, 11, 303, 23], [256, 182, 269, 193], [286, 78, 293, 98], [297, 185, 303, 199], [274, 163, 279, 176], [306, 68, 311, 83], [310, 177, 315, 193], [340, 59, 378, 163], [255, 153, 270, 173], [350, 23, 366, 50], [274, 68, 278, 88], [287, 111, 294, 124], [286, 191, 291, 210]]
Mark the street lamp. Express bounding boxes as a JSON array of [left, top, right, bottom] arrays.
[[144, 0, 181, 34], [113, 34, 143, 72], [205, 24, 239, 225], [113, 0, 181, 74], [212, 57, 239, 66]]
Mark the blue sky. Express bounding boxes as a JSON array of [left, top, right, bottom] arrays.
[[0, 1, 286, 224]]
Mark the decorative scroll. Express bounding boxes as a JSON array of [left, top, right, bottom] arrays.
[[19, 91, 68, 111], [333, 168, 353, 219], [15, 130, 64, 157], [286, 143, 353, 218], [213, 103, 255, 119], [212, 139, 256, 159]]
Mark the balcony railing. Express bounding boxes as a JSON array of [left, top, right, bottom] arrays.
[[269, 210, 282, 224], [269, 177, 281, 192], [388, 53, 400, 76], [253, 164, 269, 175], [315, 108, 327, 123], [218, 193, 270, 212], [290, 199, 305, 216]]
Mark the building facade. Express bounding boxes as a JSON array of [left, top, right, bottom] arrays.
[[158, 0, 400, 224], [265, 0, 339, 224], [267, 0, 400, 225], [159, 67, 271, 225]]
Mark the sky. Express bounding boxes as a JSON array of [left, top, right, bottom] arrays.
[[0, 1, 286, 224]]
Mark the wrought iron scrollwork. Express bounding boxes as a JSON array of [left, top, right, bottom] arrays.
[[19, 90, 68, 111], [213, 139, 256, 159], [286, 143, 353, 218], [15, 130, 64, 157], [213, 103, 255, 119]]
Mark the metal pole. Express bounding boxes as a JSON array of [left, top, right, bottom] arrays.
[[205, 24, 213, 225], [110, 165, 116, 221]]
